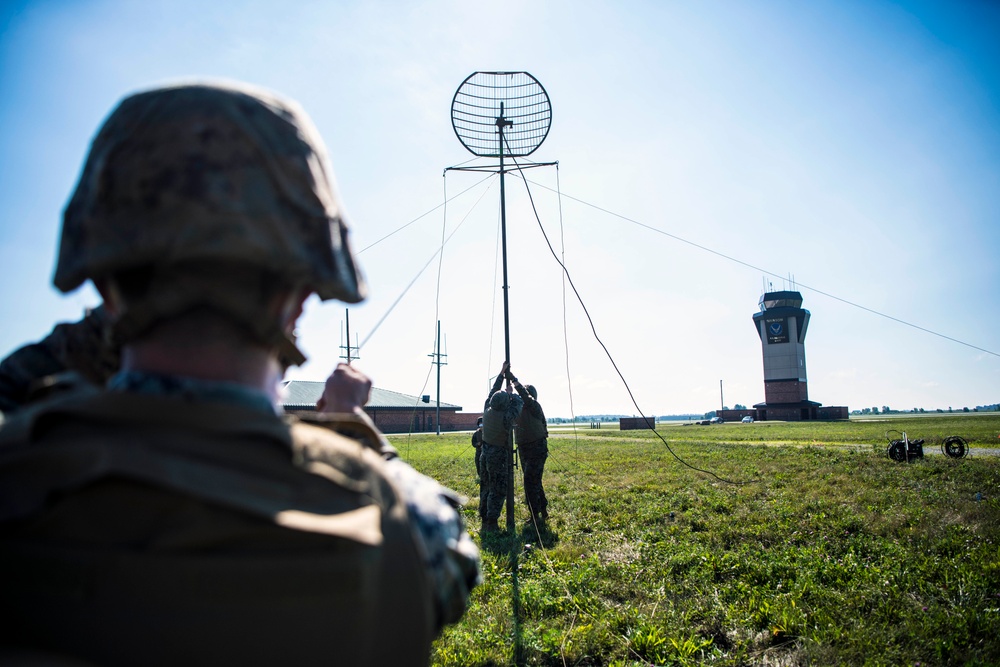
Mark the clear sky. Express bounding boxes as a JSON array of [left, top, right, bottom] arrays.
[[2, 0, 998, 418]]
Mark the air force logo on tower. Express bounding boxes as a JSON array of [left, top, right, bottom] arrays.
[[765, 317, 789, 344]]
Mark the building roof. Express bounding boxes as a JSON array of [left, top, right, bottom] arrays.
[[753, 400, 822, 408], [280, 380, 463, 411]]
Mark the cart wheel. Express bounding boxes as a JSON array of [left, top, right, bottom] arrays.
[[942, 436, 968, 459], [887, 440, 907, 462]]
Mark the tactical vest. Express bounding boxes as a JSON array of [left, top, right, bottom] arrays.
[[0, 388, 434, 667], [482, 400, 509, 447], [515, 403, 548, 444]]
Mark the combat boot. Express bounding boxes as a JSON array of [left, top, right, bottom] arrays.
[[482, 518, 499, 533]]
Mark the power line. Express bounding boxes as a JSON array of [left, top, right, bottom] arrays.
[[515, 174, 999, 359]]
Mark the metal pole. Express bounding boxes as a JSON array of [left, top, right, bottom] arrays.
[[497, 103, 515, 533], [436, 320, 441, 436], [340, 308, 357, 364], [345, 309, 352, 363], [498, 111, 512, 369]]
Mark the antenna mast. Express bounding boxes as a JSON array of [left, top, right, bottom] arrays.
[[449, 71, 554, 532]]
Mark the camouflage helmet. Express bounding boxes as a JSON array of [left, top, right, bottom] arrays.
[[525, 384, 537, 400], [53, 81, 366, 303], [489, 391, 509, 411]]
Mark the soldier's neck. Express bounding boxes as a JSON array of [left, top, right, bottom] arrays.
[[121, 339, 284, 394]]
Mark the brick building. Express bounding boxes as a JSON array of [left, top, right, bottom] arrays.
[[281, 380, 481, 433], [620, 416, 656, 430]]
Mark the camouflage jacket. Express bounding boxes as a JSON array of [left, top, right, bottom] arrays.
[[0, 374, 479, 665], [0, 306, 119, 414]]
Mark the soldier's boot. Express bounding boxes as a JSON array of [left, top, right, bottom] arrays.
[[482, 518, 499, 533]]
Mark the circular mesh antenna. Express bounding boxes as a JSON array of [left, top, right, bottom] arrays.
[[451, 71, 552, 158]]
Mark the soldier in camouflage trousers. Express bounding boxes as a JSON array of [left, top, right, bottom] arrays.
[[511, 375, 549, 522], [480, 362, 522, 532], [471, 417, 485, 518]]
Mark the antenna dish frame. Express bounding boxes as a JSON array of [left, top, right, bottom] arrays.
[[451, 71, 552, 158]]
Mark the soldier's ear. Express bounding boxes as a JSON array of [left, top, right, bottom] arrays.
[[272, 287, 311, 334], [93, 278, 121, 319]]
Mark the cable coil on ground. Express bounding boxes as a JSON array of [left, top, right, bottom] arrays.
[[942, 435, 969, 459]]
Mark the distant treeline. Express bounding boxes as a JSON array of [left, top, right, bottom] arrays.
[[547, 404, 1000, 423], [851, 403, 999, 415]]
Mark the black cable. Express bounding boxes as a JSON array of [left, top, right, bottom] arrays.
[[507, 153, 746, 486]]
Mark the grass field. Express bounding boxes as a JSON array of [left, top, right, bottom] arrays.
[[391, 414, 1000, 666]]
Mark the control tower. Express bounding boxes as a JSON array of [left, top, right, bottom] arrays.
[[752, 290, 821, 421]]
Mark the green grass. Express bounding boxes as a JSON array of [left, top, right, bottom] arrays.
[[391, 414, 1000, 666]]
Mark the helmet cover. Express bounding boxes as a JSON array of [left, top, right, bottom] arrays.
[[54, 81, 366, 303], [489, 391, 509, 411]]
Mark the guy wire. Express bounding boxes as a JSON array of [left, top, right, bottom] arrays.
[[399, 174, 456, 456], [486, 204, 502, 393], [435, 172, 448, 328], [555, 164, 581, 457], [519, 177, 999, 359], [400, 363, 437, 458], [358, 173, 494, 254], [358, 177, 497, 351]]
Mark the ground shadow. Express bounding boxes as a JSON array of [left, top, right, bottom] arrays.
[[480, 521, 559, 556], [477, 519, 562, 666]]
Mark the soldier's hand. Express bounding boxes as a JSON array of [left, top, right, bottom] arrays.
[[316, 363, 372, 416]]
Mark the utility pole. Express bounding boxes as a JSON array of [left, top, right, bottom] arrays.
[[340, 309, 360, 363], [428, 320, 448, 435]]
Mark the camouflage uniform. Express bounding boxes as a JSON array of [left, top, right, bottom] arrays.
[[480, 375, 523, 525], [472, 423, 484, 477], [471, 423, 485, 518], [513, 380, 549, 520], [0, 82, 478, 667], [0, 305, 119, 413]]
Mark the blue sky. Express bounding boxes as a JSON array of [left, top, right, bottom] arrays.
[[1, 0, 998, 417]]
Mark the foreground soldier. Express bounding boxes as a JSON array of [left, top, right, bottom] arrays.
[[0, 82, 478, 666], [511, 375, 549, 522], [313, 362, 480, 624], [480, 362, 523, 532]]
